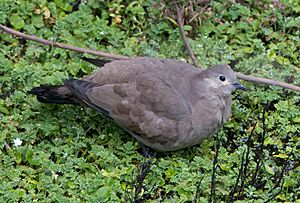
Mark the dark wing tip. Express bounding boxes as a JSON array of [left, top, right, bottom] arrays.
[[80, 57, 112, 67], [64, 79, 110, 116]]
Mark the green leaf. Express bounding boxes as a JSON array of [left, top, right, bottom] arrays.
[[165, 167, 176, 179], [277, 56, 290, 65], [15, 150, 22, 164], [293, 117, 300, 123], [96, 186, 110, 200], [273, 153, 288, 159], [9, 14, 25, 29], [25, 148, 34, 162], [265, 164, 275, 175], [243, 47, 253, 53], [267, 49, 276, 61], [0, 105, 9, 114], [31, 15, 44, 28], [54, 0, 72, 12]]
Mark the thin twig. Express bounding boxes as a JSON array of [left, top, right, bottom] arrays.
[[1, 24, 300, 92], [173, 1, 200, 68], [265, 150, 295, 203], [238, 122, 257, 198], [251, 102, 269, 185], [124, 158, 153, 203], [228, 150, 245, 203], [236, 72, 300, 92], [195, 177, 204, 203], [265, 180, 285, 203], [134, 159, 152, 202], [210, 141, 220, 203], [268, 148, 298, 202], [0, 25, 128, 60]]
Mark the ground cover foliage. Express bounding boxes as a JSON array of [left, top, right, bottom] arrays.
[[0, 0, 299, 202]]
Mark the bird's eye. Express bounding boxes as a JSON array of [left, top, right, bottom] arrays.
[[219, 75, 226, 82]]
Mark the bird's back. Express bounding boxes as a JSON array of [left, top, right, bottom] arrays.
[[84, 57, 202, 87]]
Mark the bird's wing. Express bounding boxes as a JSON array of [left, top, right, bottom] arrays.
[[64, 72, 193, 151]]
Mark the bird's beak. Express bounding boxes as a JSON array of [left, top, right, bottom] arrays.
[[232, 82, 247, 91]]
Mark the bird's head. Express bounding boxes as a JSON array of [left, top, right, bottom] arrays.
[[201, 64, 246, 97]]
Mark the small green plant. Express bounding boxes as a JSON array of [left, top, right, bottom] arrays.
[[0, 0, 299, 202]]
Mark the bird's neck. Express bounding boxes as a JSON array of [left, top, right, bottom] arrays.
[[191, 84, 227, 105], [190, 82, 229, 125]]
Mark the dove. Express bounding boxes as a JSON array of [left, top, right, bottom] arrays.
[[29, 57, 246, 152]]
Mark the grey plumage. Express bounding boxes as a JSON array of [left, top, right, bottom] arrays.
[[30, 57, 246, 152]]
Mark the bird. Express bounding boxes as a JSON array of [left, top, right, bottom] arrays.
[[29, 57, 246, 152]]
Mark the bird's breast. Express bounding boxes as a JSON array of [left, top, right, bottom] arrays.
[[190, 99, 226, 141]]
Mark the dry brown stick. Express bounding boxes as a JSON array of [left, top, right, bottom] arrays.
[[0, 25, 128, 60], [1, 24, 300, 92], [173, 1, 200, 68], [236, 72, 300, 92]]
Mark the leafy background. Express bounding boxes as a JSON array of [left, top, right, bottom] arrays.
[[0, 0, 299, 202]]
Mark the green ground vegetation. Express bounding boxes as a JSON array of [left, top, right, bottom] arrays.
[[0, 0, 299, 202]]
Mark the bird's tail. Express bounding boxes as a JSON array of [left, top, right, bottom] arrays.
[[28, 85, 77, 104], [28, 57, 112, 105]]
